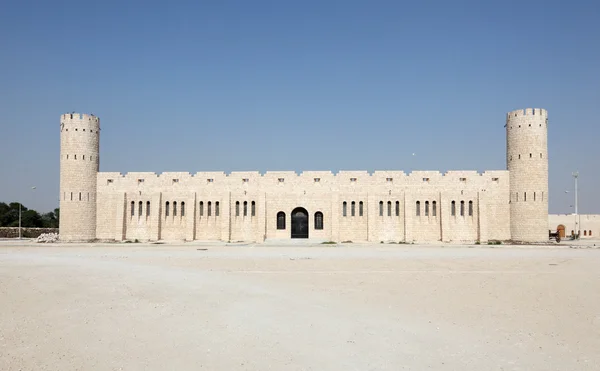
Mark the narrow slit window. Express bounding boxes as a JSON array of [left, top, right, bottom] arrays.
[[277, 212, 286, 230], [251, 201, 256, 217], [146, 201, 150, 217], [387, 201, 392, 217], [416, 201, 420, 216], [138, 201, 142, 216], [351, 201, 355, 217], [131, 201, 135, 216], [199, 201, 204, 216], [359, 201, 364, 216], [343, 201, 347, 217], [181, 202, 185, 217], [395, 201, 399, 216], [451, 201, 456, 216], [432, 201, 437, 216], [79, 192, 82, 201], [315, 212, 323, 230], [173, 201, 177, 216], [468, 201, 473, 216], [165, 202, 170, 217], [524, 192, 527, 202], [379, 201, 383, 216], [215, 201, 220, 216], [425, 201, 429, 216], [460, 201, 465, 216], [235, 201, 239, 217], [243, 201, 248, 217], [208, 201, 212, 216]]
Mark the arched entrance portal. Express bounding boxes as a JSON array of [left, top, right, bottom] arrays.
[[291, 207, 309, 239], [557, 224, 565, 238]]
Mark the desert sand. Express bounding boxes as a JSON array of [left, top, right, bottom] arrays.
[[1, 240, 599, 370]]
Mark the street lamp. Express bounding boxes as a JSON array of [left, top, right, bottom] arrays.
[[18, 186, 36, 240], [572, 172, 579, 239]]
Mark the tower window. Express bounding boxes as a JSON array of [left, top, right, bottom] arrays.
[[518, 154, 521, 159], [425, 201, 429, 216], [215, 201, 220, 216], [492, 178, 499, 182], [350, 178, 357, 182], [451, 201, 456, 216], [416, 201, 421, 216], [173, 202, 177, 216], [387, 201, 392, 217], [138, 179, 144, 184], [74, 155, 77, 159], [343, 201, 347, 217], [460, 178, 466, 182], [242, 178, 249, 183], [386, 178, 393, 182], [530, 153, 532, 158], [379, 201, 383, 216], [524, 192, 527, 202], [468, 201, 473, 216], [208, 201, 212, 216], [314, 178, 320, 182], [423, 178, 430, 182], [351, 201, 355, 217], [138, 201, 142, 216], [359, 201, 364, 216], [235, 201, 239, 216], [460, 201, 465, 216], [278, 178, 284, 183], [79, 192, 82, 201], [181, 202, 185, 217], [277, 212, 286, 230], [83, 155, 85, 160], [432, 201, 437, 217], [131, 201, 135, 216], [251, 201, 256, 217], [243, 201, 248, 217], [199, 201, 204, 216], [146, 201, 150, 217], [395, 201, 400, 216], [315, 212, 323, 230], [207, 178, 214, 183], [172, 179, 179, 184]]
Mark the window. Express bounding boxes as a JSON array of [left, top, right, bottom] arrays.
[[215, 201, 220, 216], [181, 202, 185, 217], [164, 201, 170, 217], [386, 178, 393, 182], [423, 178, 429, 182], [138, 179, 144, 184], [395, 201, 399, 216], [492, 177, 499, 182], [416, 201, 420, 216], [524, 192, 527, 202], [584, 230, 587, 236], [79, 192, 82, 201], [173, 201, 177, 216], [460, 178, 466, 182], [251, 201, 256, 216], [425, 201, 429, 216], [207, 178, 214, 183], [315, 212, 323, 230], [107, 179, 113, 185], [359, 201, 364, 216], [172, 179, 179, 184], [516, 192, 519, 202], [351, 201, 355, 216], [387, 201, 392, 216], [534, 192, 536, 201], [71, 192, 73, 200], [278, 178, 284, 183], [146, 201, 150, 217], [83, 155, 85, 160], [518, 154, 521, 159], [138, 201, 142, 216], [243, 201, 248, 217], [74, 155, 76, 159], [432, 201, 437, 217], [468, 201, 473, 216], [131, 201, 135, 216], [379, 201, 383, 216], [242, 178, 249, 183], [208, 201, 212, 216], [277, 212, 286, 230], [235, 201, 240, 216], [451, 201, 456, 216], [350, 178, 357, 182], [199, 201, 204, 216], [343, 201, 347, 217], [314, 178, 320, 182], [590, 230, 593, 236], [460, 201, 465, 216], [530, 153, 532, 158]]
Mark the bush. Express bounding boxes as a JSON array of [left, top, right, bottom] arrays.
[[321, 241, 336, 244]]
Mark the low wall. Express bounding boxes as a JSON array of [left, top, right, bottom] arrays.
[[0, 228, 59, 238]]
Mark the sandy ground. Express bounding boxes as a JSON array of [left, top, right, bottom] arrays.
[[1, 240, 600, 371]]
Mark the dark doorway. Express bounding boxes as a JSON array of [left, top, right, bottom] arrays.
[[291, 207, 309, 238], [557, 224, 565, 238]]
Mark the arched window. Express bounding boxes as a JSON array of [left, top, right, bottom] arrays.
[[351, 201, 355, 216], [468, 201, 473, 216], [379, 201, 383, 216], [451, 201, 455, 216], [199, 201, 204, 216], [138, 201, 142, 217], [315, 212, 323, 230], [165, 201, 170, 217], [432, 201, 437, 217], [460, 201, 465, 216], [584, 230, 587, 236], [385, 201, 390, 216], [277, 211, 286, 230], [359, 201, 364, 216], [416, 201, 420, 216], [215, 201, 220, 216], [208, 201, 212, 216], [425, 201, 429, 216], [590, 230, 593, 236], [343, 201, 347, 217], [131, 201, 135, 216], [235, 201, 240, 216], [181, 201, 185, 217], [524, 192, 527, 202], [173, 201, 177, 216], [251, 201, 256, 217], [395, 201, 400, 216], [146, 201, 150, 217], [243, 201, 248, 217]]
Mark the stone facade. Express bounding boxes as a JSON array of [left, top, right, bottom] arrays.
[[549, 214, 600, 239], [59, 108, 551, 243]]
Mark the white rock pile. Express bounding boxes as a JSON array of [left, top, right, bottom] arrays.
[[37, 233, 59, 243]]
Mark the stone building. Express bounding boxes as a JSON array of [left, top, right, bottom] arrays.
[[59, 108, 551, 243]]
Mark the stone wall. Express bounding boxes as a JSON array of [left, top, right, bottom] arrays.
[[0, 228, 59, 238]]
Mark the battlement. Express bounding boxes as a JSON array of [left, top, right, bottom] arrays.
[[506, 108, 547, 120], [61, 112, 100, 123]]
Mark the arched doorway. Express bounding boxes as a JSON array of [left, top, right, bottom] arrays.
[[557, 224, 565, 238], [291, 207, 309, 239]]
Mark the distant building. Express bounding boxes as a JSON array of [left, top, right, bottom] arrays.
[[59, 108, 553, 243]]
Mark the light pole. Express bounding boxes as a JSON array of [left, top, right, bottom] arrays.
[[18, 186, 36, 240], [572, 172, 579, 238]]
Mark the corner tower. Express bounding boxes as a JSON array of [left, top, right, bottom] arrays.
[[506, 108, 548, 242], [59, 113, 100, 241]]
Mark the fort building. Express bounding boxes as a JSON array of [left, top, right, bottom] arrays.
[[59, 108, 553, 243]]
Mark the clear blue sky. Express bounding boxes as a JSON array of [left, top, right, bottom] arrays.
[[1, 0, 598, 214]]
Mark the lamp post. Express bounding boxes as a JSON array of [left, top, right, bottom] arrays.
[[18, 186, 36, 240], [572, 172, 579, 239]]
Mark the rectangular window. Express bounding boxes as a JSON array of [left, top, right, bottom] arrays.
[[386, 178, 393, 182], [460, 178, 466, 182], [243, 202, 248, 217], [492, 177, 499, 182], [350, 178, 357, 182], [207, 178, 214, 183], [107, 179, 113, 185], [172, 179, 179, 184], [235, 202, 239, 216], [242, 178, 249, 183], [423, 178, 429, 182], [199, 202, 204, 216], [278, 178, 284, 183], [314, 178, 320, 182], [138, 179, 144, 184]]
